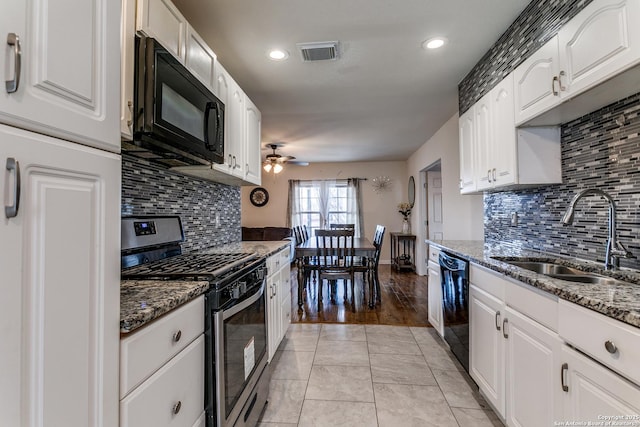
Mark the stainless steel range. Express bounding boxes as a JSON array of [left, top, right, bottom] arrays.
[[121, 216, 270, 427]]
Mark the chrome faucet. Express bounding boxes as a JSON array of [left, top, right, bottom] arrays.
[[561, 188, 633, 270]]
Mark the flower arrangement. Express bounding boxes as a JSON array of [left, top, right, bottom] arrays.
[[398, 202, 412, 220]]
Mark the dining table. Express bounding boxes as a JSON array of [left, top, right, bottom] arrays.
[[294, 237, 377, 308]]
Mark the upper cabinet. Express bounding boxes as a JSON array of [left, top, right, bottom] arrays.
[[459, 72, 561, 194], [515, 0, 640, 126], [121, 0, 262, 185], [0, 0, 121, 153]]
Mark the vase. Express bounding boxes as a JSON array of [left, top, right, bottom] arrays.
[[402, 219, 410, 234]]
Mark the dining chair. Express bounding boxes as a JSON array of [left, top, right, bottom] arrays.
[[354, 224, 385, 304], [314, 229, 356, 306], [293, 225, 304, 245], [302, 224, 310, 241]]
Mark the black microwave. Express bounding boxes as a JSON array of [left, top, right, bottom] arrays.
[[131, 36, 224, 166]]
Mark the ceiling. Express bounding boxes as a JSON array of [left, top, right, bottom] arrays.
[[172, 0, 530, 164]]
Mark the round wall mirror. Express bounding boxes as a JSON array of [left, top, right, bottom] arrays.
[[408, 176, 415, 207]]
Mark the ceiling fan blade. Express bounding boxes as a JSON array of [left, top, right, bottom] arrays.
[[288, 160, 309, 166]]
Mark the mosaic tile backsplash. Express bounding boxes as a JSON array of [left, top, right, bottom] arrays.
[[484, 92, 640, 270], [458, 0, 593, 114], [122, 154, 241, 253]]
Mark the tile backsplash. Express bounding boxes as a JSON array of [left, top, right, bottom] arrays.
[[121, 154, 241, 252], [484, 92, 640, 270]]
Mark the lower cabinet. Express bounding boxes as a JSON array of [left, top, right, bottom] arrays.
[[119, 296, 205, 427], [266, 247, 292, 360], [469, 265, 562, 426], [427, 260, 444, 337]]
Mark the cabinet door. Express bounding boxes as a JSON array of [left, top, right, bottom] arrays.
[[0, 124, 120, 427], [0, 0, 120, 152], [558, 0, 640, 98], [279, 268, 292, 340], [504, 307, 563, 427], [266, 269, 282, 361], [514, 35, 561, 125], [561, 345, 640, 421], [230, 82, 246, 179], [490, 73, 517, 188], [244, 95, 262, 185], [469, 285, 505, 418], [137, 0, 186, 61], [121, 0, 137, 140], [427, 262, 444, 337], [474, 93, 492, 191], [185, 26, 217, 90], [458, 107, 476, 194], [212, 64, 234, 174]]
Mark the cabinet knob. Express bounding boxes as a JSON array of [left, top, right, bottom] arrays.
[[173, 330, 182, 342], [173, 401, 182, 415], [604, 340, 618, 354]]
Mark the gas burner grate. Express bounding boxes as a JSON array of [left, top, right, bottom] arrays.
[[121, 252, 256, 279]]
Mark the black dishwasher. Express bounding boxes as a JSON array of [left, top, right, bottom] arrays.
[[439, 251, 470, 373]]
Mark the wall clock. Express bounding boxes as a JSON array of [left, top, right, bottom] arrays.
[[250, 187, 269, 207]]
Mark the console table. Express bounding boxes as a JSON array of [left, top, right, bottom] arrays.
[[390, 232, 416, 272]]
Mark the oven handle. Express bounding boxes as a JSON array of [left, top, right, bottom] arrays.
[[222, 278, 266, 320]]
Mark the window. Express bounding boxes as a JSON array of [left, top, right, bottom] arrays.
[[287, 179, 363, 237]]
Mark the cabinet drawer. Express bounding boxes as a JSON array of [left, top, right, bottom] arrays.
[[505, 278, 558, 332], [120, 335, 205, 427], [559, 300, 640, 385], [469, 263, 505, 300], [428, 245, 441, 263], [120, 296, 204, 398]]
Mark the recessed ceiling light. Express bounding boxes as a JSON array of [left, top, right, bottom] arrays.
[[422, 37, 447, 50], [268, 49, 289, 61]]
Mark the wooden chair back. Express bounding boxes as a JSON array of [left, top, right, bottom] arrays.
[[314, 229, 355, 273]]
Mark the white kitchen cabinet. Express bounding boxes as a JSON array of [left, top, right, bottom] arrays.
[[0, 0, 121, 152], [561, 344, 640, 422], [266, 247, 291, 361], [558, 0, 640, 100], [459, 72, 561, 194], [458, 107, 476, 194], [514, 35, 561, 125], [427, 260, 444, 338], [470, 264, 562, 426], [504, 306, 563, 427], [136, 0, 187, 61], [515, 0, 640, 126], [121, 0, 137, 140], [120, 296, 205, 427], [120, 335, 205, 427], [470, 284, 506, 417], [185, 26, 217, 90], [244, 95, 263, 185], [0, 123, 121, 427]]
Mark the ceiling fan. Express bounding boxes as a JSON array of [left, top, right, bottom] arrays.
[[263, 143, 308, 173]]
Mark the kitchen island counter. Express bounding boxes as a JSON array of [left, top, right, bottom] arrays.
[[428, 240, 640, 328]]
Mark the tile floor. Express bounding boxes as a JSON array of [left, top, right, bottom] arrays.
[[258, 324, 504, 427]]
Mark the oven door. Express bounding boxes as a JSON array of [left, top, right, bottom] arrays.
[[212, 281, 268, 427], [134, 36, 225, 165]]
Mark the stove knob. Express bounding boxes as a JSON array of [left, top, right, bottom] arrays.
[[232, 285, 240, 299]]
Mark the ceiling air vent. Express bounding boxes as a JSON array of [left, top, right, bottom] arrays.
[[297, 41, 339, 62]]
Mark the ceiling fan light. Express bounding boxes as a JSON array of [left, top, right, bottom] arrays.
[[263, 163, 272, 172], [273, 163, 283, 174]]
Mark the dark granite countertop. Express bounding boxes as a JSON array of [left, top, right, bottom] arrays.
[[427, 240, 640, 328], [120, 240, 291, 334]]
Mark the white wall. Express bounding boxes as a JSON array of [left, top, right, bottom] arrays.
[[241, 161, 408, 263], [407, 113, 484, 275]]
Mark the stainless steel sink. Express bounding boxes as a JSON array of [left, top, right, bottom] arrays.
[[505, 261, 584, 276], [547, 274, 627, 286]]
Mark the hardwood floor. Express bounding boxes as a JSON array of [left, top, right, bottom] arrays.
[[290, 264, 431, 327]]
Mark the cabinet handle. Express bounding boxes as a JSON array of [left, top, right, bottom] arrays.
[[172, 401, 182, 415], [492, 168, 496, 182], [502, 318, 508, 339], [5, 33, 21, 93], [558, 70, 566, 91], [126, 100, 133, 127], [495, 311, 501, 331], [561, 363, 569, 392], [552, 76, 559, 96], [487, 169, 492, 183], [5, 157, 21, 218], [172, 330, 182, 342], [232, 155, 237, 169], [604, 340, 618, 354]]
